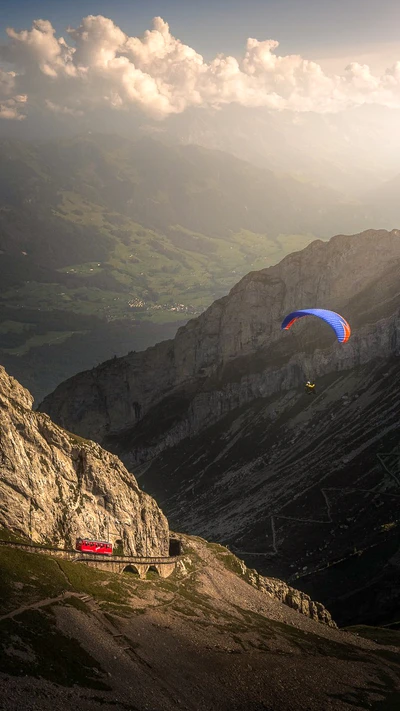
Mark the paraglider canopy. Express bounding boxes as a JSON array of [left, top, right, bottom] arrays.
[[281, 308, 351, 343]]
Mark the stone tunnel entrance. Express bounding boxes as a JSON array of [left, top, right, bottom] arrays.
[[114, 539, 124, 556], [169, 538, 182, 556]]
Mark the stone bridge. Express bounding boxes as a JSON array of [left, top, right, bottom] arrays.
[[74, 555, 177, 578], [0, 540, 179, 578]]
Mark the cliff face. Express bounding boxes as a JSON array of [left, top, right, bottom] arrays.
[[0, 367, 169, 555]]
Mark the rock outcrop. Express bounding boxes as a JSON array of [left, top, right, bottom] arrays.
[[230, 555, 337, 628], [257, 574, 336, 628], [0, 367, 169, 555]]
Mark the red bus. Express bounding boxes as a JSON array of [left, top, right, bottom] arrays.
[[75, 538, 113, 555]]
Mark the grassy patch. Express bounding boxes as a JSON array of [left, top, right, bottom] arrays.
[[98, 602, 137, 617], [0, 528, 30, 543], [0, 547, 70, 614], [64, 430, 93, 446], [0, 546, 153, 617], [206, 542, 247, 576], [57, 559, 137, 608]]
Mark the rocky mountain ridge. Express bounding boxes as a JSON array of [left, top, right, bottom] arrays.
[[40, 229, 400, 455]]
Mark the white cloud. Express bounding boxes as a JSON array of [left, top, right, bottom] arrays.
[[0, 71, 27, 119], [2, 14, 400, 121], [45, 100, 83, 117], [0, 103, 26, 121]]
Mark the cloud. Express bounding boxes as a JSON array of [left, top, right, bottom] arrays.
[[0, 103, 26, 121], [0, 70, 27, 119], [2, 14, 400, 121], [45, 100, 84, 117]]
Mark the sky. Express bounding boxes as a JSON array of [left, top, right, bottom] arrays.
[[2, 0, 400, 66], [2, 0, 400, 125]]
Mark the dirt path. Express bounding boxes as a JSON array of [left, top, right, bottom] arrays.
[[0, 592, 85, 623]]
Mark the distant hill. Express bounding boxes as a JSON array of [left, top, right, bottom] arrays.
[[0, 132, 375, 264], [163, 104, 400, 197]]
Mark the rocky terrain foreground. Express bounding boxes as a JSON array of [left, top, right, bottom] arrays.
[[1, 534, 400, 711]]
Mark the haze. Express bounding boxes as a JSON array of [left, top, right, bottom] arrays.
[[2, 1, 400, 194]]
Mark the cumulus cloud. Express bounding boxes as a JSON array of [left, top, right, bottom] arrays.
[[2, 14, 400, 121]]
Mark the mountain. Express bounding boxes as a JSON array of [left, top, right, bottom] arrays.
[[0, 131, 366, 250], [40, 228, 400, 626], [162, 104, 400, 197], [4, 100, 399, 196], [0, 361, 339, 624]]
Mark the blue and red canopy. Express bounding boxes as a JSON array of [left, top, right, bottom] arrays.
[[281, 308, 351, 343]]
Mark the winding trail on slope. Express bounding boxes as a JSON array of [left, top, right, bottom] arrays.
[[0, 592, 85, 622]]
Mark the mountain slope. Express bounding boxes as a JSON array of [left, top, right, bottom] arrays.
[[364, 171, 400, 226], [0, 132, 335, 264], [5, 369, 400, 710], [40, 228, 400, 625], [128, 354, 400, 627]]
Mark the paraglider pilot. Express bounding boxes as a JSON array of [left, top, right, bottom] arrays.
[[281, 309, 351, 396]]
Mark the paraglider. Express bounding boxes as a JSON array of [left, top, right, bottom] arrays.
[[281, 308, 351, 343], [281, 308, 351, 393]]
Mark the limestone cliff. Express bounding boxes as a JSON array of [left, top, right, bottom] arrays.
[[0, 367, 169, 555]]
